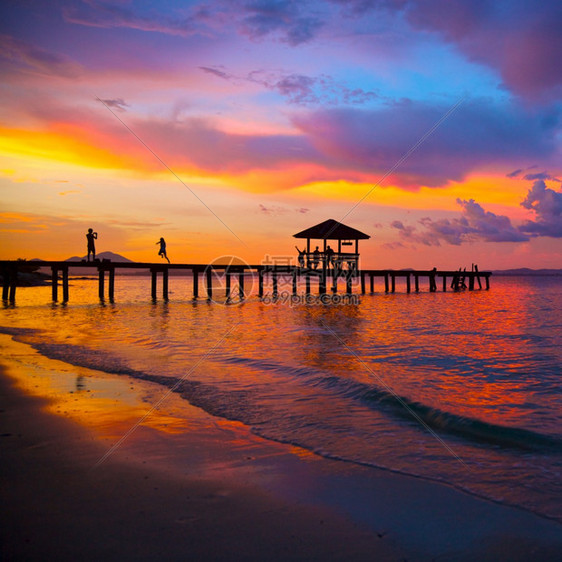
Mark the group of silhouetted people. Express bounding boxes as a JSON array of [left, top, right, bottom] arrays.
[[295, 245, 336, 270], [85, 229, 170, 263]]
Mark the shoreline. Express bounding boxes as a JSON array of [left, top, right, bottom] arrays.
[[2, 335, 562, 560], [0, 358, 401, 561]]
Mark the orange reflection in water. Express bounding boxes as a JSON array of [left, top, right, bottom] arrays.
[[286, 280, 555, 430], [0, 334, 190, 441]]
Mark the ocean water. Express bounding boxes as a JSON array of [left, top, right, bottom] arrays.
[[1, 273, 561, 522]]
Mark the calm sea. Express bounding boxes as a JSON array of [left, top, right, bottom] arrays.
[[2, 274, 561, 522]]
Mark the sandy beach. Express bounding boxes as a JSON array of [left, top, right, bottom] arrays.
[[2, 334, 562, 561]]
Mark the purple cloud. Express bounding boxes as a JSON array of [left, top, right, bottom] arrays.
[[0, 34, 82, 78], [275, 74, 320, 104], [99, 98, 129, 112], [455, 198, 529, 242], [401, 0, 562, 102], [292, 98, 561, 188], [259, 204, 310, 215], [519, 180, 562, 238], [268, 73, 377, 105], [64, 0, 326, 45], [392, 199, 529, 246], [201, 66, 378, 106], [199, 66, 233, 80], [522, 171, 561, 182], [238, 0, 324, 45], [63, 0, 199, 37]]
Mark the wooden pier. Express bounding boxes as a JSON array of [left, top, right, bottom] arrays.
[[1, 259, 491, 304]]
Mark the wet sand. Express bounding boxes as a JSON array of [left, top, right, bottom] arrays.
[[2, 336, 562, 561]]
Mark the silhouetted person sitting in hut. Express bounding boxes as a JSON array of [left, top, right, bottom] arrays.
[[86, 228, 98, 262], [295, 246, 306, 268], [157, 237, 170, 263], [312, 246, 320, 269]]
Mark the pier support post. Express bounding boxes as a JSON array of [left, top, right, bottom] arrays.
[[292, 269, 298, 295], [361, 272, 366, 295], [443, 276, 447, 292], [258, 269, 264, 298], [151, 269, 157, 300], [415, 275, 419, 293], [2, 267, 10, 301], [406, 274, 411, 294], [272, 271, 278, 297], [485, 275, 490, 290], [51, 267, 58, 302], [319, 270, 326, 294], [346, 272, 353, 294], [163, 268, 169, 300], [3, 266, 17, 302], [469, 275, 475, 291], [238, 272, 245, 300], [206, 268, 213, 300], [305, 274, 311, 295], [108, 267, 115, 301], [332, 269, 338, 293], [9, 270, 16, 302], [62, 267, 69, 302], [98, 268, 105, 300], [384, 273, 389, 294], [4, 267, 17, 302], [370, 274, 374, 294], [225, 272, 231, 300], [192, 269, 199, 299], [391, 275, 396, 293]]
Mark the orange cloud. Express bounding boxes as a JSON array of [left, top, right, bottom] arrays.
[[0, 125, 148, 172]]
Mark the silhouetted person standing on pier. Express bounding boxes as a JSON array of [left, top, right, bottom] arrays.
[[157, 237, 170, 263], [312, 246, 320, 269], [86, 228, 97, 262], [429, 266, 437, 292], [325, 245, 334, 269]]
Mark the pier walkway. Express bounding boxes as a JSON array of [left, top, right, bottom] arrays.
[[1, 260, 491, 303]]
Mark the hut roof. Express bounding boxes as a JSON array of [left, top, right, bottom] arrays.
[[293, 219, 370, 240]]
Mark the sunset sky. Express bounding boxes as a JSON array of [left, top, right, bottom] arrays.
[[1, 0, 561, 269]]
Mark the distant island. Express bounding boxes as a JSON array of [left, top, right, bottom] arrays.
[[492, 268, 562, 276], [62, 251, 135, 264]]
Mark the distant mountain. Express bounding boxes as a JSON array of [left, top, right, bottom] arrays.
[[65, 251, 134, 263]]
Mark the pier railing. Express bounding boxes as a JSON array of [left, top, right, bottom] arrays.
[[0, 260, 491, 304], [298, 252, 358, 272]]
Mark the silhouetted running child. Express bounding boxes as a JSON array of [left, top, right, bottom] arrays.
[[157, 237, 170, 263], [86, 228, 98, 262]]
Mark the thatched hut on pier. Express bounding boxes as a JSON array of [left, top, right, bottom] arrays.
[[293, 219, 370, 271]]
